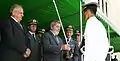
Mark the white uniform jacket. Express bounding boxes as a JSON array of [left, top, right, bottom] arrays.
[[84, 16, 109, 61]]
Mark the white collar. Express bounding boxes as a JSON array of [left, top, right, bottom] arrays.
[[68, 37, 71, 41], [29, 31, 35, 35], [78, 41, 81, 44], [50, 30, 56, 36], [78, 42, 81, 47], [67, 37, 72, 43], [11, 16, 19, 23], [87, 16, 96, 22]]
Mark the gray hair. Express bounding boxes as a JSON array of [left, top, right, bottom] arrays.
[[50, 20, 60, 29], [10, 4, 23, 14]]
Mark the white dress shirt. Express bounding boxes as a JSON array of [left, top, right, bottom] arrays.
[[29, 31, 36, 38], [11, 16, 23, 29]]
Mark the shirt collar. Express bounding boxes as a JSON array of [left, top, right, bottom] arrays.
[[67, 37, 71, 41], [11, 16, 19, 23], [29, 31, 35, 35], [87, 16, 95, 22], [50, 30, 56, 36]]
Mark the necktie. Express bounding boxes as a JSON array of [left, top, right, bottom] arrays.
[[18, 22, 23, 29], [55, 36, 59, 44], [67, 38, 70, 43], [32, 34, 36, 42], [66, 38, 71, 58], [30, 34, 35, 48], [67, 38, 69, 41]]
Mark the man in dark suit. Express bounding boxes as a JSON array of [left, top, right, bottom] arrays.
[[0, 4, 31, 61], [42, 20, 71, 61], [27, 19, 40, 61], [63, 25, 79, 61], [75, 30, 84, 61], [37, 28, 46, 61]]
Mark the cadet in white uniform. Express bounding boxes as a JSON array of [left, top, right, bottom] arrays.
[[83, 3, 109, 61]]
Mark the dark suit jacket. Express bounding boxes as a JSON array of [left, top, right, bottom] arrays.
[[27, 32, 40, 61], [0, 17, 29, 61], [42, 31, 63, 61], [77, 37, 85, 61], [79, 37, 85, 49]]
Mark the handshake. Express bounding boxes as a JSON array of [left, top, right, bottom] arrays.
[[62, 44, 71, 51], [23, 48, 31, 58]]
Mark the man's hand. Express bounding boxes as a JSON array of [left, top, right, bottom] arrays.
[[62, 44, 71, 51], [26, 48, 31, 56], [23, 48, 31, 58], [66, 54, 73, 59]]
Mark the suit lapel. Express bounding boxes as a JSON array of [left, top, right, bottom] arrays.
[[10, 18, 24, 33], [49, 31, 59, 45], [57, 36, 63, 45]]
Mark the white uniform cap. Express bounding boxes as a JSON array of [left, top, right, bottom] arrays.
[[83, 0, 99, 7]]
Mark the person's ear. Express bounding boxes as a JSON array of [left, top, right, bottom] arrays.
[[28, 26, 30, 30]]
